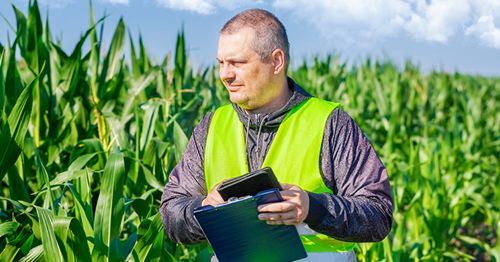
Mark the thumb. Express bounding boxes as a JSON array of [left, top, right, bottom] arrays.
[[280, 183, 296, 190]]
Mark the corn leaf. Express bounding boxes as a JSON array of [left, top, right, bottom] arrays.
[[0, 50, 5, 112], [36, 148, 56, 213], [129, 214, 164, 262], [0, 221, 20, 238], [53, 216, 92, 262], [139, 101, 161, 154], [66, 182, 94, 251], [101, 18, 125, 83], [68, 152, 103, 171], [35, 206, 64, 262], [173, 120, 188, 163], [129, 30, 141, 80], [0, 64, 43, 181], [138, 35, 150, 73], [19, 245, 44, 262], [11, 4, 27, 57], [92, 150, 126, 262], [7, 165, 30, 202]]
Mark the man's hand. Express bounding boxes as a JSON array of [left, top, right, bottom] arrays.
[[257, 183, 309, 225], [201, 182, 225, 206]]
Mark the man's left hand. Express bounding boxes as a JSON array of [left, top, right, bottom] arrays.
[[257, 183, 309, 225]]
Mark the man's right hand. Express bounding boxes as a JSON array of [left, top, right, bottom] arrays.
[[201, 182, 225, 206]]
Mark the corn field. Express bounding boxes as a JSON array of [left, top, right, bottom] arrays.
[[0, 1, 499, 261]]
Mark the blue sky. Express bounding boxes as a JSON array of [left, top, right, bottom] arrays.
[[1, 0, 499, 76]]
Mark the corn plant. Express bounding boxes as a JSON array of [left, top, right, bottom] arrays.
[[290, 57, 500, 261], [0, 0, 216, 261]]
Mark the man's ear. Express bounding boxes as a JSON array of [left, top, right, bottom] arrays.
[[271, 49, 285, 75]]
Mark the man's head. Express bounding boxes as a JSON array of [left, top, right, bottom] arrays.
[[220, 9, 290, 72], [217, 9, 291, 114]]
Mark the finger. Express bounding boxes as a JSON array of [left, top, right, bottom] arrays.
[[212, 194, 224, 203], [281, 218, 302, 225], [266, 220, 285, 225], [279, 190, 301, 199], [214, 180, 226, 189], [265, 218, 301, 225], [258, 210, 296, 221], [280, 183, 295, 190], [258, 202, 295, 212]]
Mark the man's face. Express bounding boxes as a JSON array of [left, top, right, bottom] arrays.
[[217, 28, 279, 111]]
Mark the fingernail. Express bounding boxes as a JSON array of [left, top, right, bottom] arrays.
[[258, 215, 264, 220]]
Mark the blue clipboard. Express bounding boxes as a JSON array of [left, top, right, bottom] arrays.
[[194, 188, 307, 262]]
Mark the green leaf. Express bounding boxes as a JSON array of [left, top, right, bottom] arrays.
[[129, 214, 165, 262], [0, 221, 20, 238], [0, 49, 5, 112], [0, 244, 22, 262], [53, 217, 92, 262], [130, 68, 160, 97], [19, 245, 44, 262], [7, 165, 30, 202], [35, 206, 64, 262], [139, 35, 150, 73], [0, 196, 25, 211], [24, 0, 46, 73], [92, 150, 126, 262], [89, 0, 100, 103], [0, 223, 36, 261], [45, 170, 87, 188], [101, 18, 125, 83], [129, 30, 141, 80], [68, 152, 103, 171], [11, 4, 27, 57], [139, 101, 161, 154], [173, 120, 188, 163], [123, 232, 137, 261], [125, 198, 150, 221], [36, 149, 56, 213], [0, 66, 43, 180], [66, 182, 94, 252]]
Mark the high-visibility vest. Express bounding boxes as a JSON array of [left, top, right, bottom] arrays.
[[205, 97, 356, 253]]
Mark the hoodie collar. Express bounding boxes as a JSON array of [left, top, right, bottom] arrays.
[[232, 77, 312, 128]]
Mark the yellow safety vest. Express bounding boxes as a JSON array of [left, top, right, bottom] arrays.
[[205, 97, 355, 253]]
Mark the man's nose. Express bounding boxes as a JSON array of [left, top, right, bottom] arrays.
[[219, 64, 235, 81]]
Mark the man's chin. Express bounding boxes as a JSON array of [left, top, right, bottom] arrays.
[[229, 95, 247, 105]]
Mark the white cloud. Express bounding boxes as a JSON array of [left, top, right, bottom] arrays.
[[154, 0, 258, 15], [273, 0, 413, 43], [273, 0, 480, 44], [153, 0, 500, 48], [403, 0, 471, 43], [465, 15, 500, 48]]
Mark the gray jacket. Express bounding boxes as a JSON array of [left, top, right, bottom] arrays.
[[160, 78, 393, 245]]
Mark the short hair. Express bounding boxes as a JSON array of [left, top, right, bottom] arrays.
[[221, 9, 290, 72]]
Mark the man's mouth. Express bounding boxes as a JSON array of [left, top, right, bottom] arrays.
[[226, 84, 243, 91], [225, 81, 244, 91]]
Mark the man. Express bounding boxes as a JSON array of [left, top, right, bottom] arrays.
[[160, 9, 393, 262]]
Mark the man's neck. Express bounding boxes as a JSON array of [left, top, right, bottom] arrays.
[[243, 80, 292, 115]]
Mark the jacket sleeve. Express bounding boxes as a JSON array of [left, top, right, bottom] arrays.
[[159, 113, 214, 245], [303, 108, 394, 243]]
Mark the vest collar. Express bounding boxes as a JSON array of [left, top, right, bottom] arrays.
[[231, 77, 312, 128]]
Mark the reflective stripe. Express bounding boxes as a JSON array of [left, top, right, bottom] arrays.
[[295, 251, 357, 262], [300, 235, 356, 253]]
